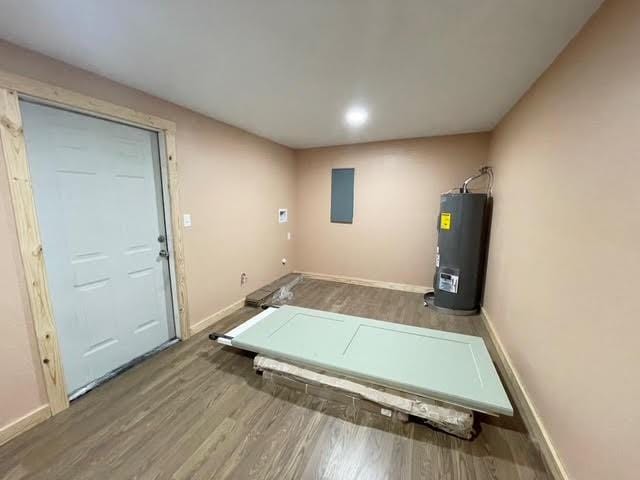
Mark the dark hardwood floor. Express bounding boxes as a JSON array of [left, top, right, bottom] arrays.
[[0, 279, 550, 479]]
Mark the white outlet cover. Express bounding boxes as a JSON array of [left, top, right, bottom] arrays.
[[183, 213, 192, 227], [278, 208, 288, 223]]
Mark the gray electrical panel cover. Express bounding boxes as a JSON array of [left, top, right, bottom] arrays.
[[330, 168, 354, 223]]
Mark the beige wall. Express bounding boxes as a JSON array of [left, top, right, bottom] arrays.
[[295, 135, 489, 287], [0, 41, 296, 430], [484, 0, 639, 478], [0, 146, 47, 429]]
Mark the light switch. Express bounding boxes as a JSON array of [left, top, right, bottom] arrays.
[[287, 232, 292, 240], [183, 213, 192, 228]]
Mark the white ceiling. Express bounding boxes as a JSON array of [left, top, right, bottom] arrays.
[[0, 0, 603, 148]]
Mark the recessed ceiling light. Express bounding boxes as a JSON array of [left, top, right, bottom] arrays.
[[344, 106, 368, 128]]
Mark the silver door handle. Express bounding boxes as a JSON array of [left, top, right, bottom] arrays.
[[159, 249, 169, 258]]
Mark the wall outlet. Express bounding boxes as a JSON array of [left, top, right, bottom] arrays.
[[287, 232, 292, 240], [240, 272, 248, 285]]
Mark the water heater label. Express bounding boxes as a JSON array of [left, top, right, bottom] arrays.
[[440, 212, 451, 230], [438, 272, 459, 293]]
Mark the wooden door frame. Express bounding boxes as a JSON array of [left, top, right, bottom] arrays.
[[0, 70, 190, 415]]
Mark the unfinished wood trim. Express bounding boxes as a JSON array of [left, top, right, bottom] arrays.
[[163, 131, 190, 339], [0, 70, 176, 132], [0, 88, 69, 414], [190, 298, 246, 336], [481, 307, 568, 480], [0, 404, 51, 447], [296, 271, 430, 294]]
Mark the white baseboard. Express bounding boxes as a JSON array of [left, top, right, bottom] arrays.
[[0, 404, 51, 447], [296, 271, 430, 294], [190, 298, 246, 336], [481, 307, 568, 480]]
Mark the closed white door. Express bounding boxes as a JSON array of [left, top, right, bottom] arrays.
[[21, 101, 176, 395]]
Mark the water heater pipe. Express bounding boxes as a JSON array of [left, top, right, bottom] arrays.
[[462, 166, 494, 196]]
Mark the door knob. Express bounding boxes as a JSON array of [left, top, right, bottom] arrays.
[[159, 249, 169, 258]]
